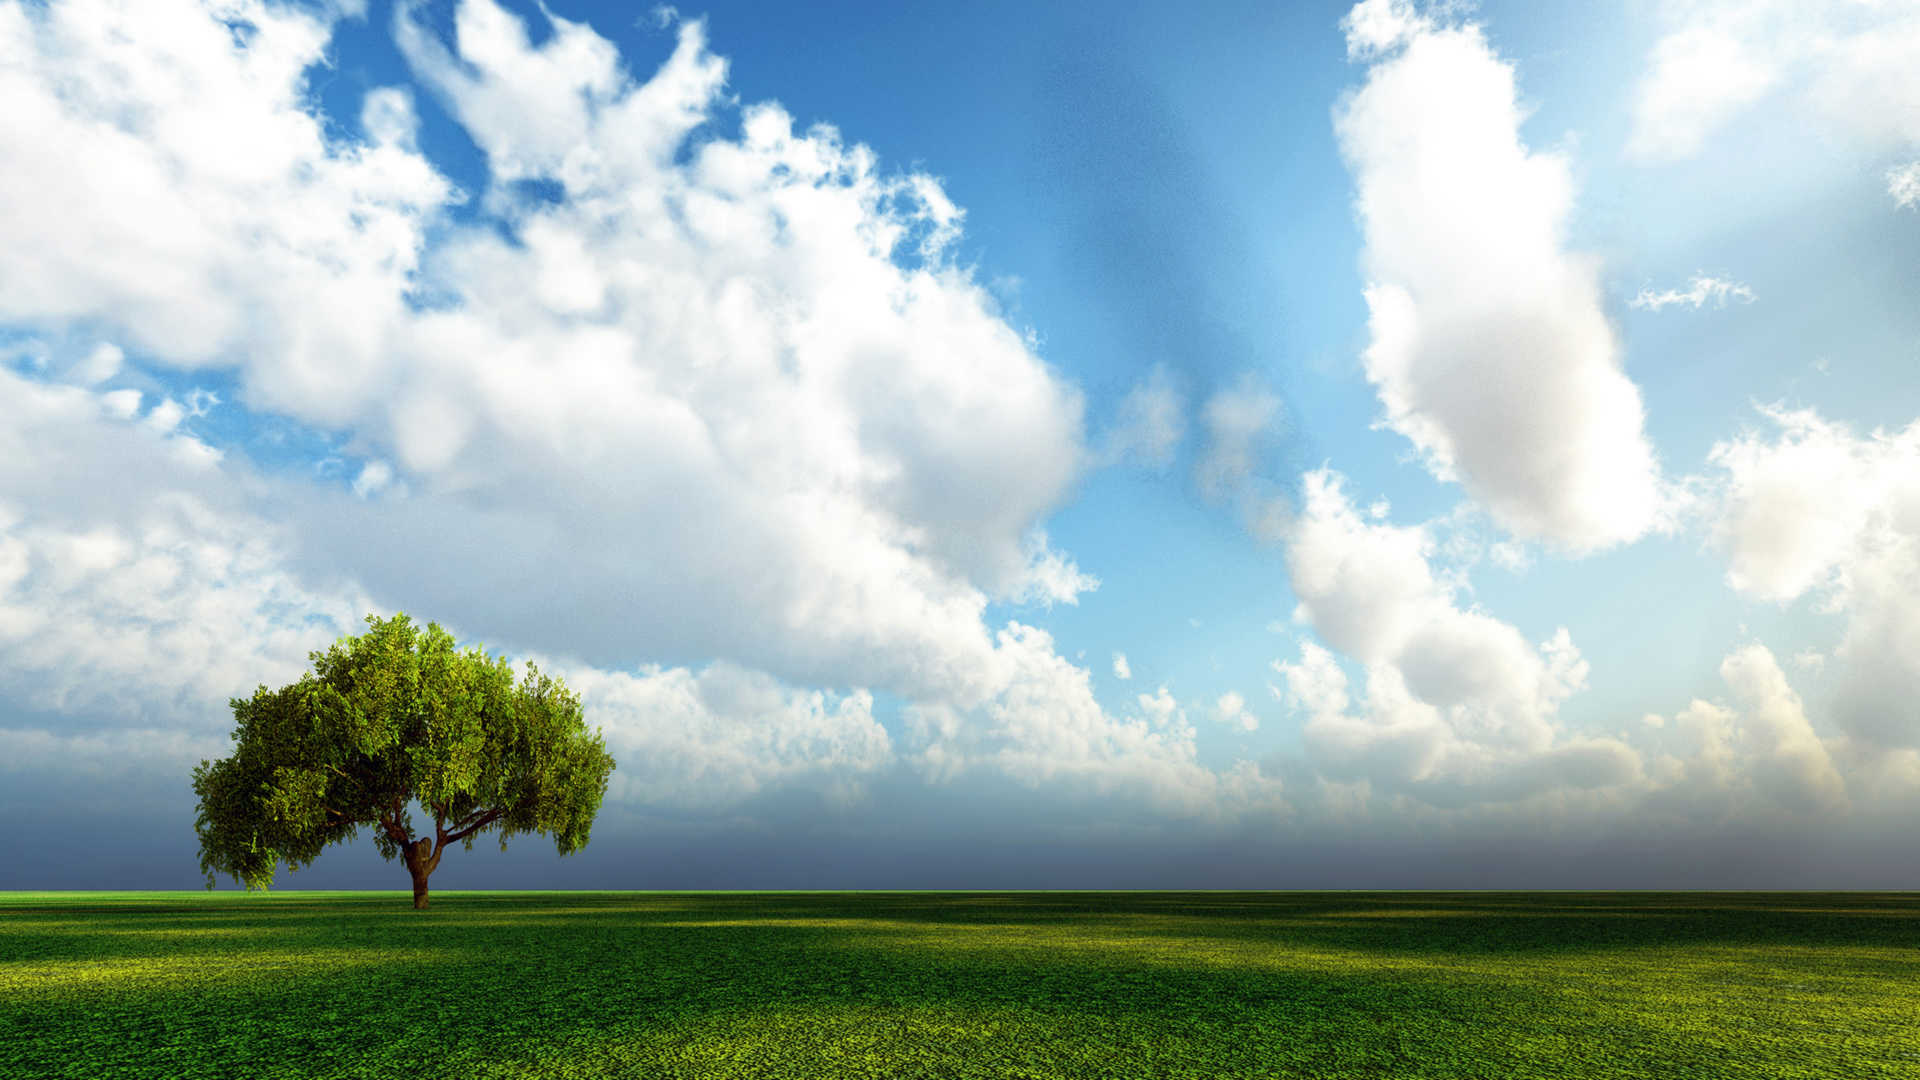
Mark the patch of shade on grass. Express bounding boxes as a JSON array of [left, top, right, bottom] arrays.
[[3, 891, 1917, 1078]]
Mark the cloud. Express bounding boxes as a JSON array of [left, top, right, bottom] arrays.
[[1112, 652, 1132, 680], [1215, 691, 1258, 732], [1195, 375, 1283, 501], [1341, 0, 1430, 61], [1007, 531, 1100, 609], [1272, 468, 1633, 804], [1100, 365, 1185, 469], [0, 0, 1299, 826], [0, 726, 233, 780], [0, 364, 912, 814], [1629, 15, 1781, 160], [0, 368, 381, 733], [1708, 405, 1920, 750], [1, 0, 1093, 709], [1630, 275, 1756, 312], [1629, 1, 1920, 206], [905, 627, 1286, 820], [351, 460, 394, 499], [1891, 162, 1920, 209], [561, 661, 892, 810], [1718, 644, 1847, 813], [1192, 374, 1292, 543], [1335, 3, 1671, 553], [0, 0, 453, 420], [1644, 643, 1846, 818]]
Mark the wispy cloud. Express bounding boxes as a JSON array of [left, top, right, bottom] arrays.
[[1890, 162, 1920, 210], [1630, 275, 1756, 312]]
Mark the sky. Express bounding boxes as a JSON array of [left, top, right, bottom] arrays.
[[3, 0, 1918, 890]]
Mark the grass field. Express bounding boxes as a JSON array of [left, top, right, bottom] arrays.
[[3, 891, 1917, 1078]]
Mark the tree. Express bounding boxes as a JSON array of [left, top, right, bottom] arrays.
[[192, 614, 616, 909]]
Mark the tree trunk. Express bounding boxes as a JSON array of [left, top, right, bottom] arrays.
[[405, 838, 435, 910]]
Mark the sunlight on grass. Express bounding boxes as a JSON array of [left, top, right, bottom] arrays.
[[2, 891, 1917, 1079], [0, 946, 448, 998]]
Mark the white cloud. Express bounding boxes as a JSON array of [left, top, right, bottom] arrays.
[[0, 365, 888, 813], [1629, 1, 1920, 207], [351, 460, 394, 499], [1100, 365, 1184, 469], [1195, 376, 1282, 501], [1112, 652, 1132, 680], [1891, 162, 1920, 209], [1273, 468, 1632, 803], [99, 389, 141, 420], [1709, 406, 1920, 750], [905, 627, 1286, 820], [1215, 691, 1258, 732], [1719, 643, 1847, 813], [1645, 643, 1847, 817], [1192, 373, 1291, 543], [0, 370, 378, 729], [0, 726, 232, 777], [1630, 275, 1756, 312], [0, 0, 1307, 827], [561, 661, 892, 809], [1136, 685, 1181, 730], [1629, 17, 1780, 160], [1335, 4, 1671, 553], [72, 342, 122, 386], [1, 0, 1090, 711], [0, 0, 453, 420], [1008, 531, 1099, 609], [1341, 0, 1430, 61]]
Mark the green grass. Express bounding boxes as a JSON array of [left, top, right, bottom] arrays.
[[3, 891, 1918, 1078]]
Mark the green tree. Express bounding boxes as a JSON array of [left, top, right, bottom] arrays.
[[192, 614, 615, 909]]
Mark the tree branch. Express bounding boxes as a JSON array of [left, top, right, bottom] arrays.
[[442, 807, 505, 846], [379, 796, 412, 849], [326, 763, 368, 792]]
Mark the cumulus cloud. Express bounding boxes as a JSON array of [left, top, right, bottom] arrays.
[[1630, 275, 1756, 312], [1112, 652, 1132, 680], [1334, 2, 1671, 553], [0, 0, 1093, 706], [1630, 1, 1920, 207], [0, 363, 902, 813], [0, 0, 452, 419], [1644, 643, 1846, 818], [351, 461, 395, 500], [1215, 691, 1258, 732], [905, 627, 1285, 820], [1272, 468, 1635, 804], [1008, 531, 1100, 609], [0, 0, 1293, 825], [1719, 644, 1847, 812], [562, 661, 892, 810], [0, 368, 378, 729], [1709, 406, 1920, 749]]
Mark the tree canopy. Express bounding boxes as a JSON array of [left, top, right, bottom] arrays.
[[193, 614, 615, 908]]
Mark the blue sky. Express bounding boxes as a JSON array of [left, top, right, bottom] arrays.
[[3, 0, 1919, 889]]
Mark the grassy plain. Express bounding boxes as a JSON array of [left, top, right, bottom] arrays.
[[2, 891, 1917, 1078]]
